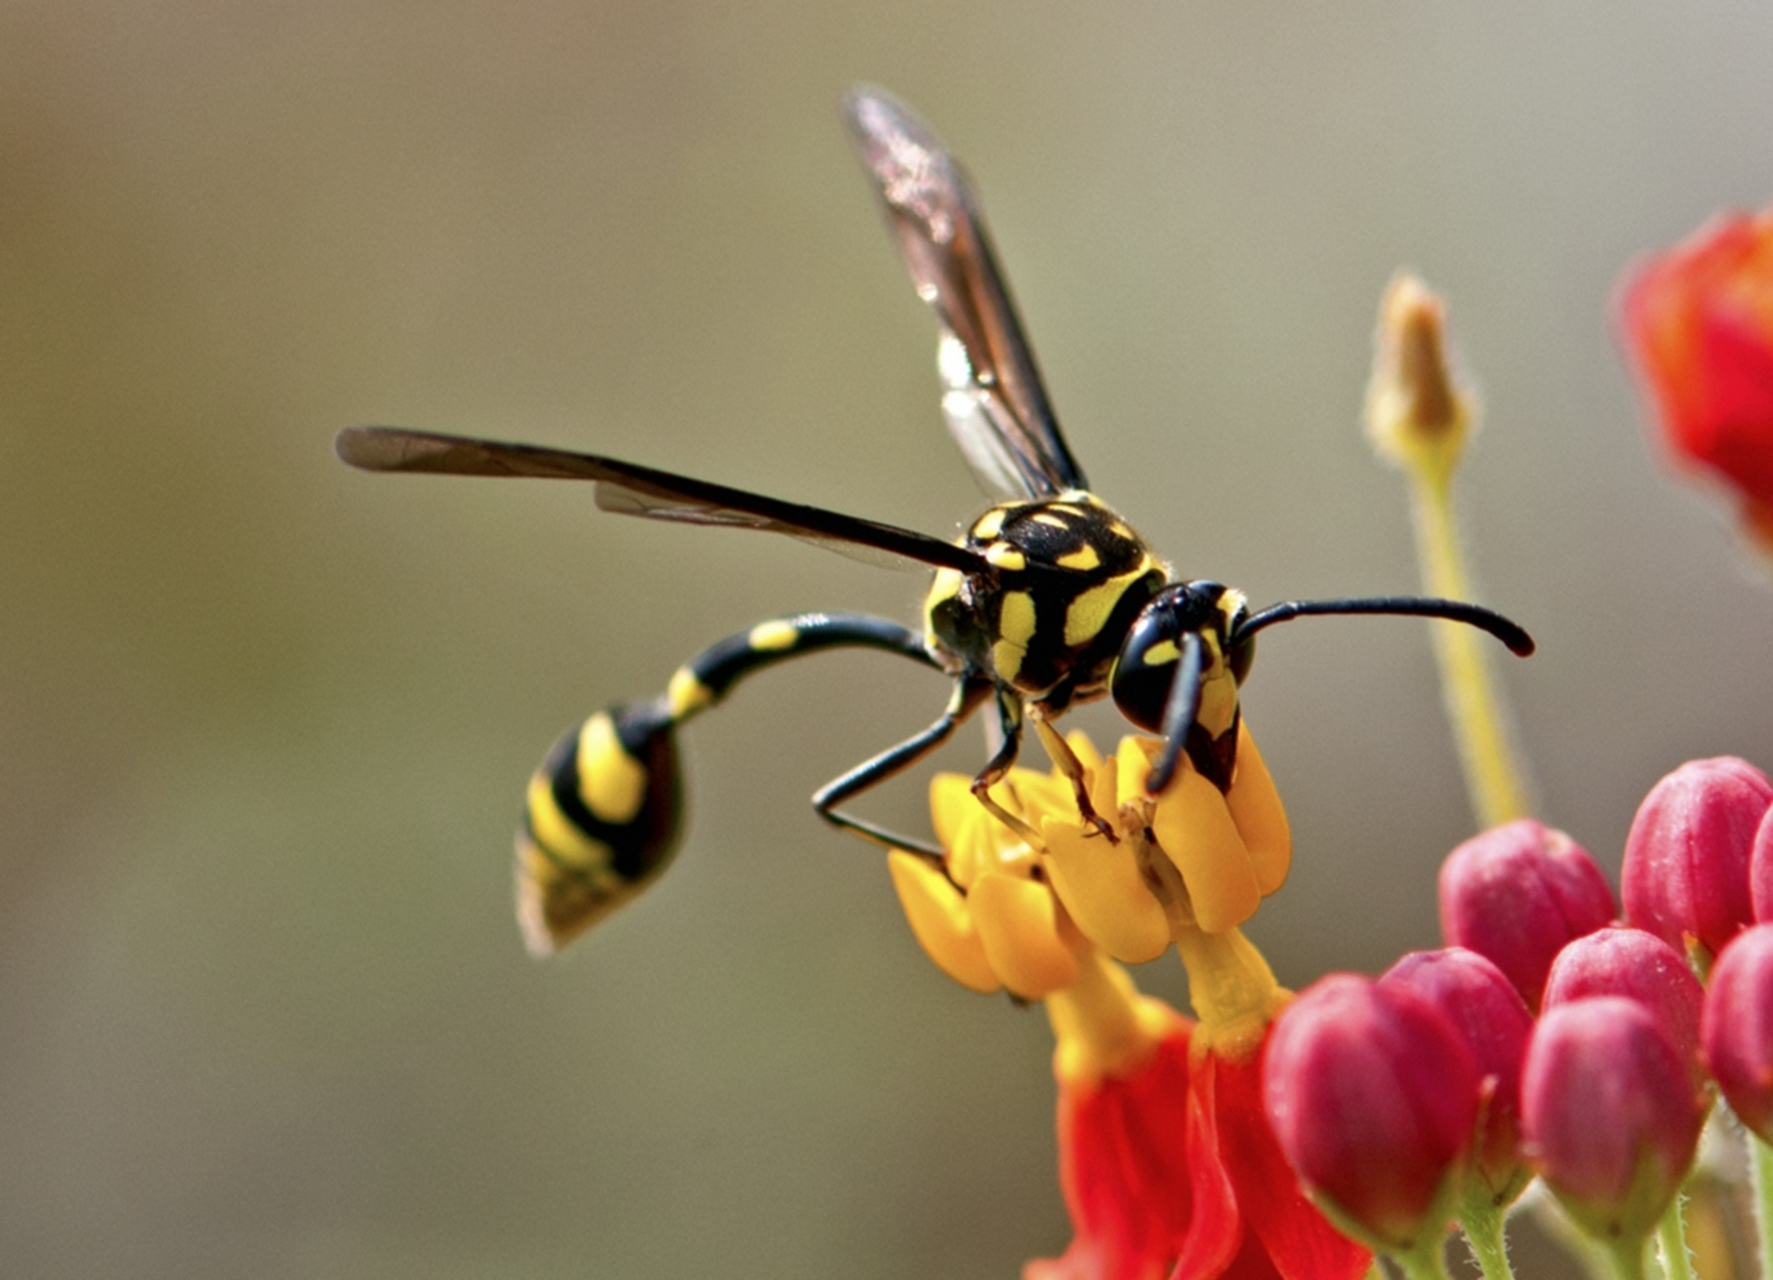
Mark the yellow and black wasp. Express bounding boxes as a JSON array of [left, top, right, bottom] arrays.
[[338, 88, 1533, 956]]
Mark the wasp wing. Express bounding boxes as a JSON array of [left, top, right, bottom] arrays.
[[336, 426, 989, 575], [844, 86, 1087, 501]]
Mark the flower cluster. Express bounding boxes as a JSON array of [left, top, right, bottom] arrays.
[[1262, 758, 1773, 1278], [887, 729, 1369, 1280], [877, 238, 1773, 1278]]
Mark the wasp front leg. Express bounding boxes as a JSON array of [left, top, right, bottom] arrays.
[[1030, 713, 1117, 843]]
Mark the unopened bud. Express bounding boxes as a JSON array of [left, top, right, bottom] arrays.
[[1439, 819, 1617, 1010], [1263, 974, 1477, 1254], [1380, 948, 1534, 1207], [1365, 274, 1474, 477], [1701, 923, 1773, 1141], [1622, 756, 1773, 964], [1521, 997, 1704, 1244], [1541, 925, 1705, 1089]]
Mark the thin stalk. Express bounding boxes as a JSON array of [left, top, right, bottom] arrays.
[[1754, 1134, 1773, 1279], [1458, 1198, 1517, 1280], [1405, 464, 1532, 829], [1390, 1238, 1456, 1280], [1602, 1235, 1649, 1280], [1655, 1192, 1694, 1280]]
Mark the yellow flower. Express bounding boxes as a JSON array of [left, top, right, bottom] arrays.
[[887, 727, 1291, 996]]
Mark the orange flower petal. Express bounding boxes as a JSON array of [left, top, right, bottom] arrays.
[[970, 870, 1079, 998], [886, 851, 1000, 994], [1226, 724, 1291, 896], [1040, 816, 1173, 965], [1149, 768, 1262, 934]]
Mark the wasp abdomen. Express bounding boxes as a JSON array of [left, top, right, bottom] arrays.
[[517, 701, 682, 956], [517, 613, 938, 954]]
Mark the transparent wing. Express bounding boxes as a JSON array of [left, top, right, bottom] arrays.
[[844, 85, 1087, 500], [336, 426, 988, 575]]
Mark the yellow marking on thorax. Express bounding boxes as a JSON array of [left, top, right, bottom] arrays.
[[972, 507, 1009, 539], [1031, 512, 1071, 530], [667, 667, 714, 718], [992, 590, 1037, 681], [575, 712, 648, 824], [1056, 545, 1101, 572], [1108, 520, 1135, 541], [747, 619, 800, 651], [985, 542, 1027, 571], [1064, 562, 1156, 648], [924, 567, 964, 650], [526, 771, 616, 870]]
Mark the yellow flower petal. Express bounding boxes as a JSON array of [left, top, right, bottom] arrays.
[[887, 851, 1000, 994], [1227, 723, 1291, 895], [929, 773, 976, 856], [1039, 815, 1172, 964], [1148, 766, 1262, 933], [1115, 734, 1156, 812], [969, 870, 1078, 998]]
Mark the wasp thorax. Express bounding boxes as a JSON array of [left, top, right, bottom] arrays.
[[924, 493, 1167, 710]]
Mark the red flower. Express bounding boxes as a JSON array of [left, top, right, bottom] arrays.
[[1171, 1035, 1373, 1280], [1030, 1023, 1198, 1280], [1621, 210, 1773, 550], [1029, 964, 1371, 1280]]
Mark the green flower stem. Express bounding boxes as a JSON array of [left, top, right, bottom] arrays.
[[1390, 1238, 1455, 1280], [1458, 1199, 1517, 1280], [1753, 1133, 1773, 1279], [1404, 464, 1532, 829], [1601, 1235, 1648, 1280], [1654, 1193, 1694, 1280]]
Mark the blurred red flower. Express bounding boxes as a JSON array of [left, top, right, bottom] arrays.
[[1621, 210, 1773, 550]]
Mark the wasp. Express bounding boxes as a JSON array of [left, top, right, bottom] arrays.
[[337, 88, 1533, 955]]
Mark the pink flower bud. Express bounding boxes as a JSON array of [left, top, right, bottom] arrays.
[[1263, 974, 1478, 1253], [1747, 804, 1773, 922], [1439, 819, 1617, 1010], [1521, 997, 1705, 1244], [1622, 757, 1773, 962], [1701, 923, 1773, 1141], [1380, 948, 1533, 1206], [1541, 925, 1704, 1086]]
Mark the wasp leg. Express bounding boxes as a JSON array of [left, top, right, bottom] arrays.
[[962, 686, 1050, 850], [1030, 715, 1117, 842], [813, 675, 995, 862]]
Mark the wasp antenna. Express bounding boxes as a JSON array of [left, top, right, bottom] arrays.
[[1144, 632, 1205, 796], [1232, 597, 1535, 657]]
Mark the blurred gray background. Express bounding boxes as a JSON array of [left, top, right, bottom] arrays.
[[6, 2, 1773, 1277]]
